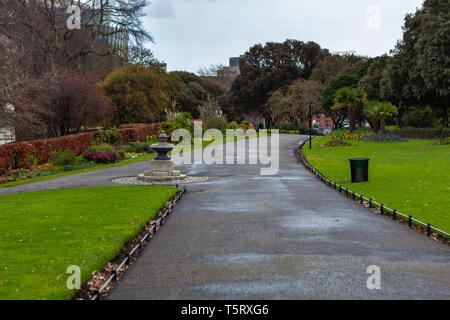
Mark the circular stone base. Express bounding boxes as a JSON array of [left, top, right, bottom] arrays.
[[137, 174, 186, 182], [112, 176, 209, 186]]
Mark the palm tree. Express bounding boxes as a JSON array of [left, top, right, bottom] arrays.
[[364, 101, 398, 132], [331, 87, 368, 132]]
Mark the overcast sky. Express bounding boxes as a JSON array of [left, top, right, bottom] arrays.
[[142, 0, 424, 73]]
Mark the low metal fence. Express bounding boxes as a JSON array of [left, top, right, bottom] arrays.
[[91, 185, 187, 300], [297, 140, 450, 240]]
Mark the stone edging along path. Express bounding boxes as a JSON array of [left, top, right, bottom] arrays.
[[298, 139, 450, 246], [73, 187, 187, 300], [112, 176, 209, 186]]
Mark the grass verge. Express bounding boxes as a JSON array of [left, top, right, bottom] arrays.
[[0, 186, 177, 300], [303, 137, 450, 232]]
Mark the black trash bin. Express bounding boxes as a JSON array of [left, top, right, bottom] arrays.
[[349, 158, 370, 183]]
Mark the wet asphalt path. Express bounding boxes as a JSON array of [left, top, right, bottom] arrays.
[[0, 160, 150, 196], [104, 135, 450, 300]]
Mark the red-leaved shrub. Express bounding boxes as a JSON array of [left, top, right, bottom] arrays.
[[83, 151, 117, 164]]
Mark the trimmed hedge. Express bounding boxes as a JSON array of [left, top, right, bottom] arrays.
[[0, 124, 159, 170], [389, 127, 450, 140]]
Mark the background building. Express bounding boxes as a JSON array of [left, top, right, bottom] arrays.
[[0, 104, 15, 145], [217, 56, 243, 79]]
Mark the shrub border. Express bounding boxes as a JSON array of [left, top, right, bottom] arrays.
[[0, 124, 160, 170]]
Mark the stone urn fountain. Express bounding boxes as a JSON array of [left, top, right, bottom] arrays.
[[137, 131, 186, 182]]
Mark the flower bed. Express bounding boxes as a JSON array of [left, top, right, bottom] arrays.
[[327, 131, 368, 141], [361, 132, 408, 142], [321, 139, 356, 148], [437, 137, 450, 145], [280, 130, 301, 135], [126, 152, 146, 159], [0, 164, 53, 184]]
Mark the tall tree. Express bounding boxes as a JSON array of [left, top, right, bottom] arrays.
[[322, 74, 359, 129], [100, 64, 169, 125], [36, 69, 113, 137], [359, 55, 393, 101], [168, 71, 225, 117], [265, 80, 323, 125], [321, 59, 375, 129], [128, 46, 165, 70], [0, 0, 152, 75], [310, 54, 366, 87], [381, 0, 449, 126], [229, 40, 328, 126]]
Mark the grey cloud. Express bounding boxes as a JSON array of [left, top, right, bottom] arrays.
[[149, 0, 176, 18]]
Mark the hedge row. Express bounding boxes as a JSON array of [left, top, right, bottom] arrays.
[[389, 127, 450, 139], [0, 124, 160, 170]]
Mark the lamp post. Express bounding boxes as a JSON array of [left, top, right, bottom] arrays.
[[309, 102, 312, 149]]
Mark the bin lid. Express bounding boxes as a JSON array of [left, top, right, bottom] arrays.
[[349, 158, 370, 161]]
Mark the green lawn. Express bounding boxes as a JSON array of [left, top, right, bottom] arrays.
[[303, 137, 450, 233], [0, 186, 177, 300]]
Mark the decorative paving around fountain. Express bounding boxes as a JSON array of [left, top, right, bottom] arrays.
[[112, 176, 209, 186]]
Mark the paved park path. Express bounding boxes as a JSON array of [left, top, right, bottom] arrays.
[[2, 135, 449, 299]]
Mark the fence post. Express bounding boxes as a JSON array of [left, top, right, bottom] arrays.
[[393, 209, 397, 221], [427, 223, 431, 237], [111, 270, 117, 282], [360, 194, 363, 205], [380, 204, 384, 215], [408, 216, 412, 227], [369, 199, 373, 208]]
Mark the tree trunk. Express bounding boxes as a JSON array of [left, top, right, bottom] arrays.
[[348, 106, 355, 132], [372, 118, 379, 133], [380, 119, 386, 132], [443, 107, 449, 127]]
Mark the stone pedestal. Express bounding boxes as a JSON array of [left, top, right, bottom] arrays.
[[137, 160, 186, 182], [137, 131, 186, 183]]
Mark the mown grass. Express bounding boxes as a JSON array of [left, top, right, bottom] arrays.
[[0, 186, 177, 300], [303, 137, 450, 232]]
